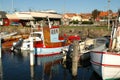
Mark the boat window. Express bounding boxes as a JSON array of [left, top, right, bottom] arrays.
[[56, 29, 58, 33], [51, 29, 55, 34], [51, 30, 54, 34], [51, 29, 59, 34]]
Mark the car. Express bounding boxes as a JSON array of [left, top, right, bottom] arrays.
[[11, 22, 20, 26]]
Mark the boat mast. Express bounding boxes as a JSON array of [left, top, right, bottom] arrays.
[[109, 18, 120, 51], [47, 16, 51, 28], [41, 21, 45, 47], [107, 0, 110, 30]]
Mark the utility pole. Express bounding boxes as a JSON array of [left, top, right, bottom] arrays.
[[108, 0, 110, 30]]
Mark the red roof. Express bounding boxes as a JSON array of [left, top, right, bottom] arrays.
[[99, 11, 108, 17]]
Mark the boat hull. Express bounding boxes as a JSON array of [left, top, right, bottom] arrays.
[[34, 45, 69, 57], [90, 51, 120, 80]]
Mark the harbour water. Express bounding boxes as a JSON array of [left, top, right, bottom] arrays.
[[0, 49, 102, 80]]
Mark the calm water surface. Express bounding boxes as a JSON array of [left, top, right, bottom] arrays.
[[0, 49, 102, 80]]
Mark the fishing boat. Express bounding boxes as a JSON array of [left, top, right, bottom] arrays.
[[0, 32, 17, 43], [33, 17, 80, 56], [11, 21, 43, 51], [90, 20, 120, 80], [20, 31, 43, 51], [11, 17, 80, 56]]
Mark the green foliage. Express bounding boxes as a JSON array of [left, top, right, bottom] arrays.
[[92, 9, 100, 20], [70, 20, 79, 24], [82, 21, 93, 24]]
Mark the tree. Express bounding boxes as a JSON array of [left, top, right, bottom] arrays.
[[92, 9, 100, 20], [109, 10, 113, 14]]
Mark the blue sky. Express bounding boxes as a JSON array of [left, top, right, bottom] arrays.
[[0, 0, 120, 13]]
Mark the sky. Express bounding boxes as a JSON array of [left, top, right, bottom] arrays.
[[0, 0, 120, 13]]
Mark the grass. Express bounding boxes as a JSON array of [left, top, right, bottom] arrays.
[[60, 25, 109, 30], [0, 26, 31, 34], [60, 25, 111, 39], [0, 25, 111, 38]]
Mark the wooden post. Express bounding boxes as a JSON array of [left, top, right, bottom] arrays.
[[30, 52, 34, 66], [72, 40, 79, 77], [30, 38, 34, 66], [0, 37, 1, 58]]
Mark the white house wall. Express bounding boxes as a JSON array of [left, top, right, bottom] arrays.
[[6, 14, 19, 20], [15, 12, 34, 20], [71, 16, 82, 21], [31, 12, 62, 19]]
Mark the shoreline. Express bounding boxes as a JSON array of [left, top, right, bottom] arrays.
[[1, 26, 110, 49]]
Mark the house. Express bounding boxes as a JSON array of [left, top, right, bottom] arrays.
[[63, 13, 82, 25], [63, 13, 77, 20], [5, 11, 62, 26], [71, 14, 82, 21], [6, 13, 20, 26], [80, 13, 92, 21], [98, 11, 118, 20], [62, 13, 92, 25], [30, 11, 62, 26], [62, 13, 75, 25], [112, 12, 118, 18], [99, 11, 108, 17], [0, 11, 7, 26], [63, 13, 82, 21]]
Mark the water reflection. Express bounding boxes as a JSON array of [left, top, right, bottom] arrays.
[[1, 50, 102, 80], [62, 57, 93, 80], [31, 55, 63, 80], [0, 59, 3, 80], [30, 66, 34, 80]]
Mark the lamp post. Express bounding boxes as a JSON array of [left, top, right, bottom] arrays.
[[108, 0, 110, 30]]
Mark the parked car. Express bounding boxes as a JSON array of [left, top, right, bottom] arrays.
[[11, 22, 20, 26]]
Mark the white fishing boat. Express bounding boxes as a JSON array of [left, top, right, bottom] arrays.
[[0, 32, 17, 39], [20, 31, 43, 51], [11, 17, 80, 56], [11, 21, 43, 51], [90, 21, 120, 80]]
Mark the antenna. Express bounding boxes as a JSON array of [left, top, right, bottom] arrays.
[[11, 0, 14, 13]]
